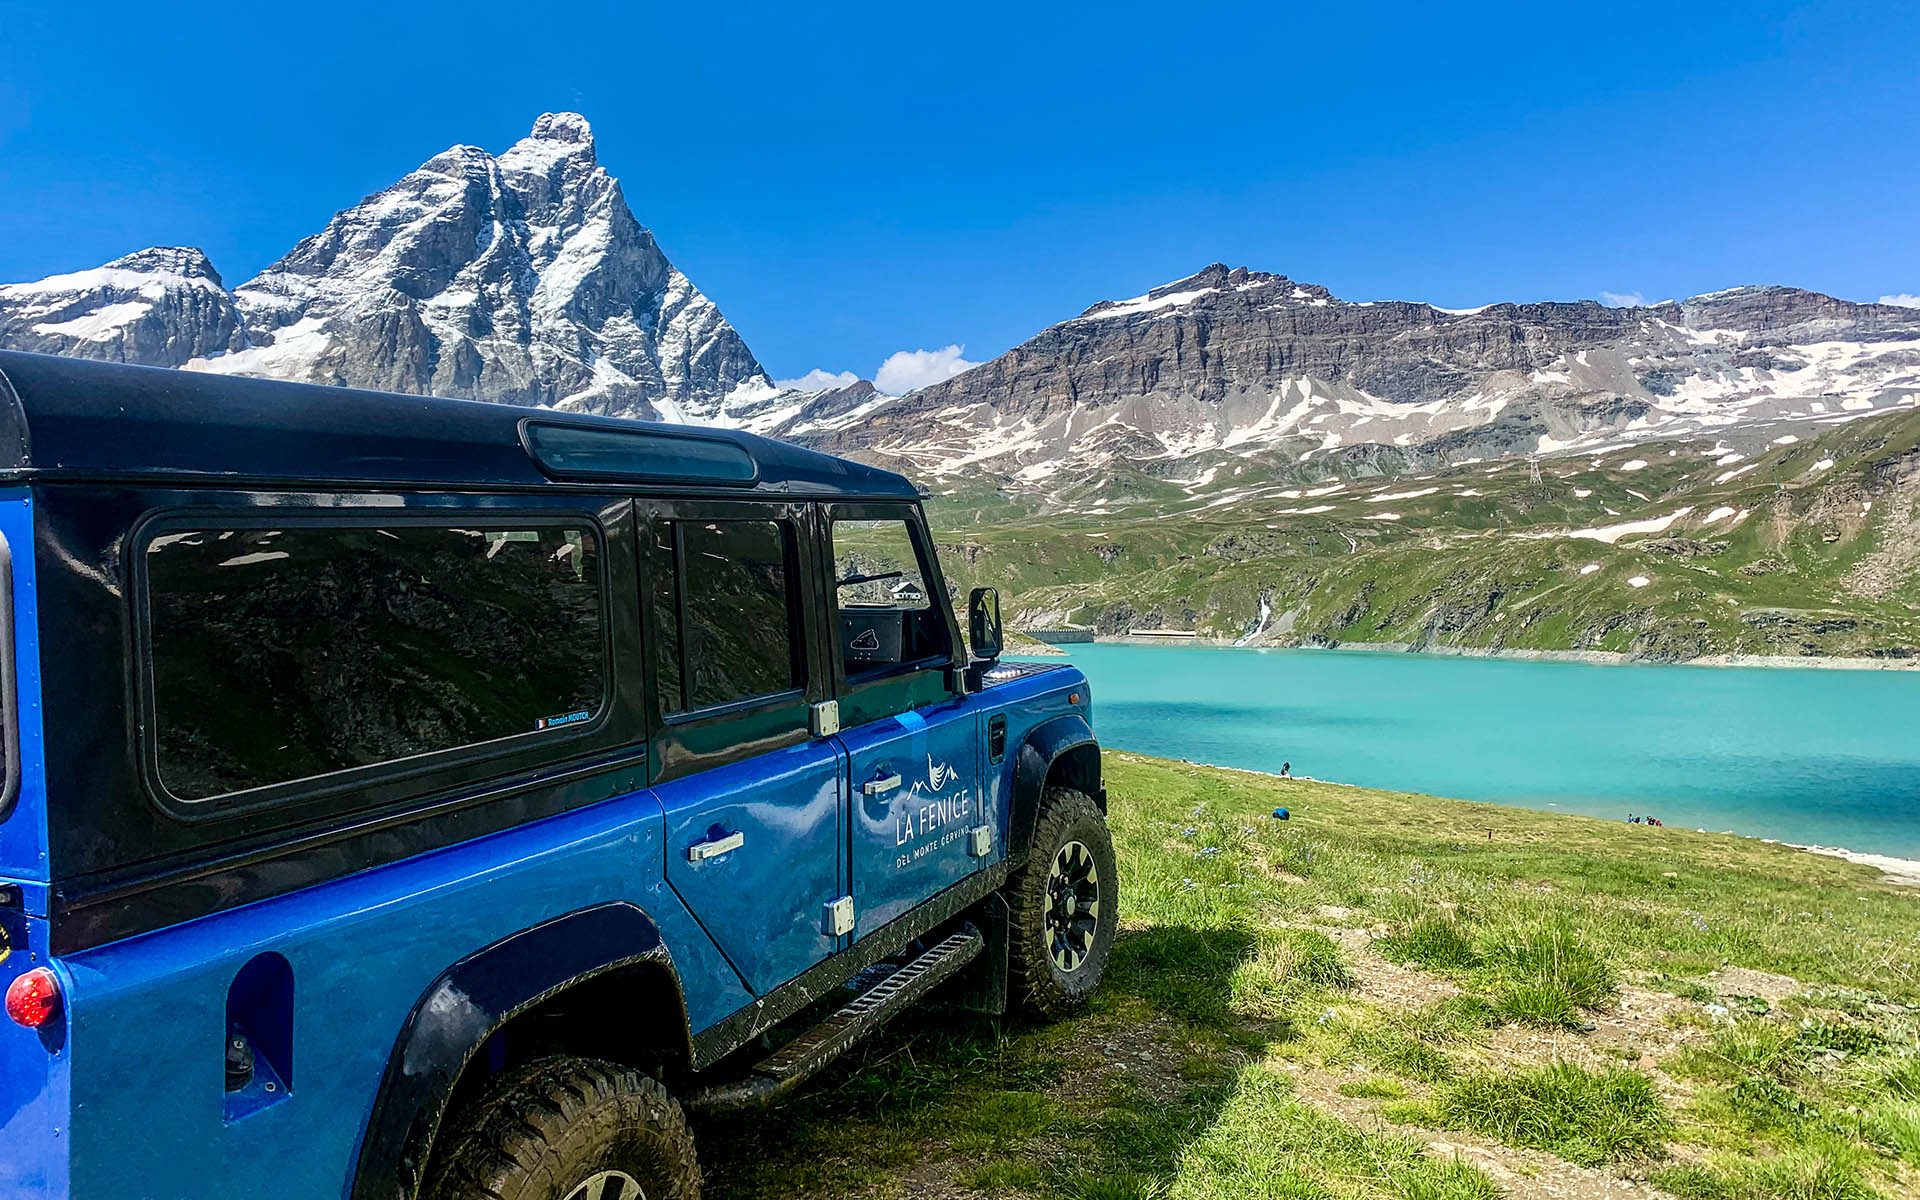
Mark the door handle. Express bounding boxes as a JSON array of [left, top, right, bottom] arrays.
[[687, 830, 745, 863], [862, 772, 903, 797]]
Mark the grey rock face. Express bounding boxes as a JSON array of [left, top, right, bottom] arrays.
[[0, 115, 772, 423], [0, 247, 247, 366], [221, 112, 771, 421], [805, 264, 1920, 487]]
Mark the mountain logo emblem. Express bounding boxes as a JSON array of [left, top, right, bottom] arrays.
[[927, 755, 957, 792], [850, 628, 880, 652]]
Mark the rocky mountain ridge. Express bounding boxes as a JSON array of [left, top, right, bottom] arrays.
[[809, 264, 1920, 493], [0, 246, 247, 366], [0, 114, 773, 423]]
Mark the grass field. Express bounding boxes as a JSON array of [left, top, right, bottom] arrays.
[[697, 753, 1920, 1200]]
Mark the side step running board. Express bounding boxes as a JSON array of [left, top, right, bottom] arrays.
[[688, 925, 984, 1112]]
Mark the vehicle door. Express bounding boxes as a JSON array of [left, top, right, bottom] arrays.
[[823, 503, 985, 937], [641, 500, 847, 996]]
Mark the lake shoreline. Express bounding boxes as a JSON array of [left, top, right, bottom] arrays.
[[1787, 844, 1920, 887], [1047, 640, 1920, 861], [1174, 755, 1920, 890], [1090, 635, 1920, 671]]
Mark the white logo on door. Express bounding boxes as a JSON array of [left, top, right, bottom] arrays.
[[927, 754, 957, 792]]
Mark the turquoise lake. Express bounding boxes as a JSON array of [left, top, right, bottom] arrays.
[[1036, 643, 1920, 859]]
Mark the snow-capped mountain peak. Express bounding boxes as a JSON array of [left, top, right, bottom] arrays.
[[500, 110, 598, 172], [0, 246, 245, 365], [1074, 264, 1335, 324], [207, 111, 775, 420], [0, 114, 770, 422]]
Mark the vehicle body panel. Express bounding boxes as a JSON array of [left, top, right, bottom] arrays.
[[840, 694, 985, 936], [58, 789, 746, 1199], [0, 485, 64, 1197], [0, 909, 67, 1198], [660, 737, 847, 994]]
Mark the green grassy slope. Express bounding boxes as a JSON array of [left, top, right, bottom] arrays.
[[700, 755, 1920, 1200], [923, 408, 1920, 661]]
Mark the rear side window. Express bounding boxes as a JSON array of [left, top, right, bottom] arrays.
[[652, 519, 803, 714], [144, 523, 606, 803]]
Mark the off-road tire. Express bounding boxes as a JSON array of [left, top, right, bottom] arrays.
[[425, 1056, 700, 1200], [1006, 786, 1117, 1016]]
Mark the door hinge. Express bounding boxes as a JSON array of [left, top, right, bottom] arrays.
[[824, 895, 855, 937], [968, 825, 994, 857], [810, 700, 841, 736]]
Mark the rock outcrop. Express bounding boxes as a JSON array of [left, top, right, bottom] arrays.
[[0, 247, 246, 366], [805, 264, 1920, 485]]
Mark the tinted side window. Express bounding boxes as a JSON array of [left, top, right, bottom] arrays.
[[831, 517, 952, 677], [146, 524, 606, 803], [655, 520, 803, 714], [833, 519, 931, 610]]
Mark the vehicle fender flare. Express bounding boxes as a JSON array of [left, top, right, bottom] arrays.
[[348, 901, 689, 1200], [1007, 713, 1103, 863]]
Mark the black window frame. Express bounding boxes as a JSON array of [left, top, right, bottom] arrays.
[[822, 501, 964, 728], [636, 499, 828, 784], [131, 508, 622, 820], [659, 516, 808, 718]]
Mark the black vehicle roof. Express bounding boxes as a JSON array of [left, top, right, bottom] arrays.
[[0, 350, 918, 499]]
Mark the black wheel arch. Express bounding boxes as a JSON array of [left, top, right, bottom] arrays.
[[1008, 713, 1104, 862], [348, 901, 693, 1200]]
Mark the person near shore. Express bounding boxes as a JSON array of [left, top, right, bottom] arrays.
[[1280, 761, 1292, 778]]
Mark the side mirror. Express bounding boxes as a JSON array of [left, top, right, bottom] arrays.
[[968, 587, 1003, 662]]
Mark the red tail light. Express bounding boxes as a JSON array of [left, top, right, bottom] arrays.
[[5, 967, 60, 1029]]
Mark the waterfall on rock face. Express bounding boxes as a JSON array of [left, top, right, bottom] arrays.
[[1237, 594, 1274, 646]]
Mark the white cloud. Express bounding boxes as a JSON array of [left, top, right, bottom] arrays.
[[774, 344, 983, 397], [1878, 293, 1920, 309], [774, 368, 859, 393], [1598, 290, 1646, 308], [874, 344, 979, 394]]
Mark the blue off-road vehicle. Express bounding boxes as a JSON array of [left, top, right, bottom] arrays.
[[0, 351, 1115, 1199]]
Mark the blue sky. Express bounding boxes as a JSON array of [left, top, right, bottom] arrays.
[[1, 1, 1916, 388]]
